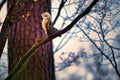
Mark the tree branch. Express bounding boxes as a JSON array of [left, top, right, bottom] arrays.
[[5, 0, 99, 80], [52, 0, 67, 25], [0, 3, 16, 58], [0, 0, 7, 11]]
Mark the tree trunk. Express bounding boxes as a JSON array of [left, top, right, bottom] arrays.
[[8, 0, 55, 80]]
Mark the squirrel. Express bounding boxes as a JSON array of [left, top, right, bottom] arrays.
[[36, 12, 62, 43], [41, 12, 61, 37], [41, 12, 51, 37]]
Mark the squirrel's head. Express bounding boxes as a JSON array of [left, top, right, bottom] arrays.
[[41, 12, 50, 19]]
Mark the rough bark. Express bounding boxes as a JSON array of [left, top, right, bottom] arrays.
[[8, 0, 55, 80]]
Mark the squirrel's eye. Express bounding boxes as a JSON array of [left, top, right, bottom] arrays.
[[44, 15, 47, 17]]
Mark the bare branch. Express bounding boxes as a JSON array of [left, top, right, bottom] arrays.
[[52, 0, 67, 25], [0, 2, 17, 58], [0, 0, 7, 11], [76, 24, 116, 70]]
